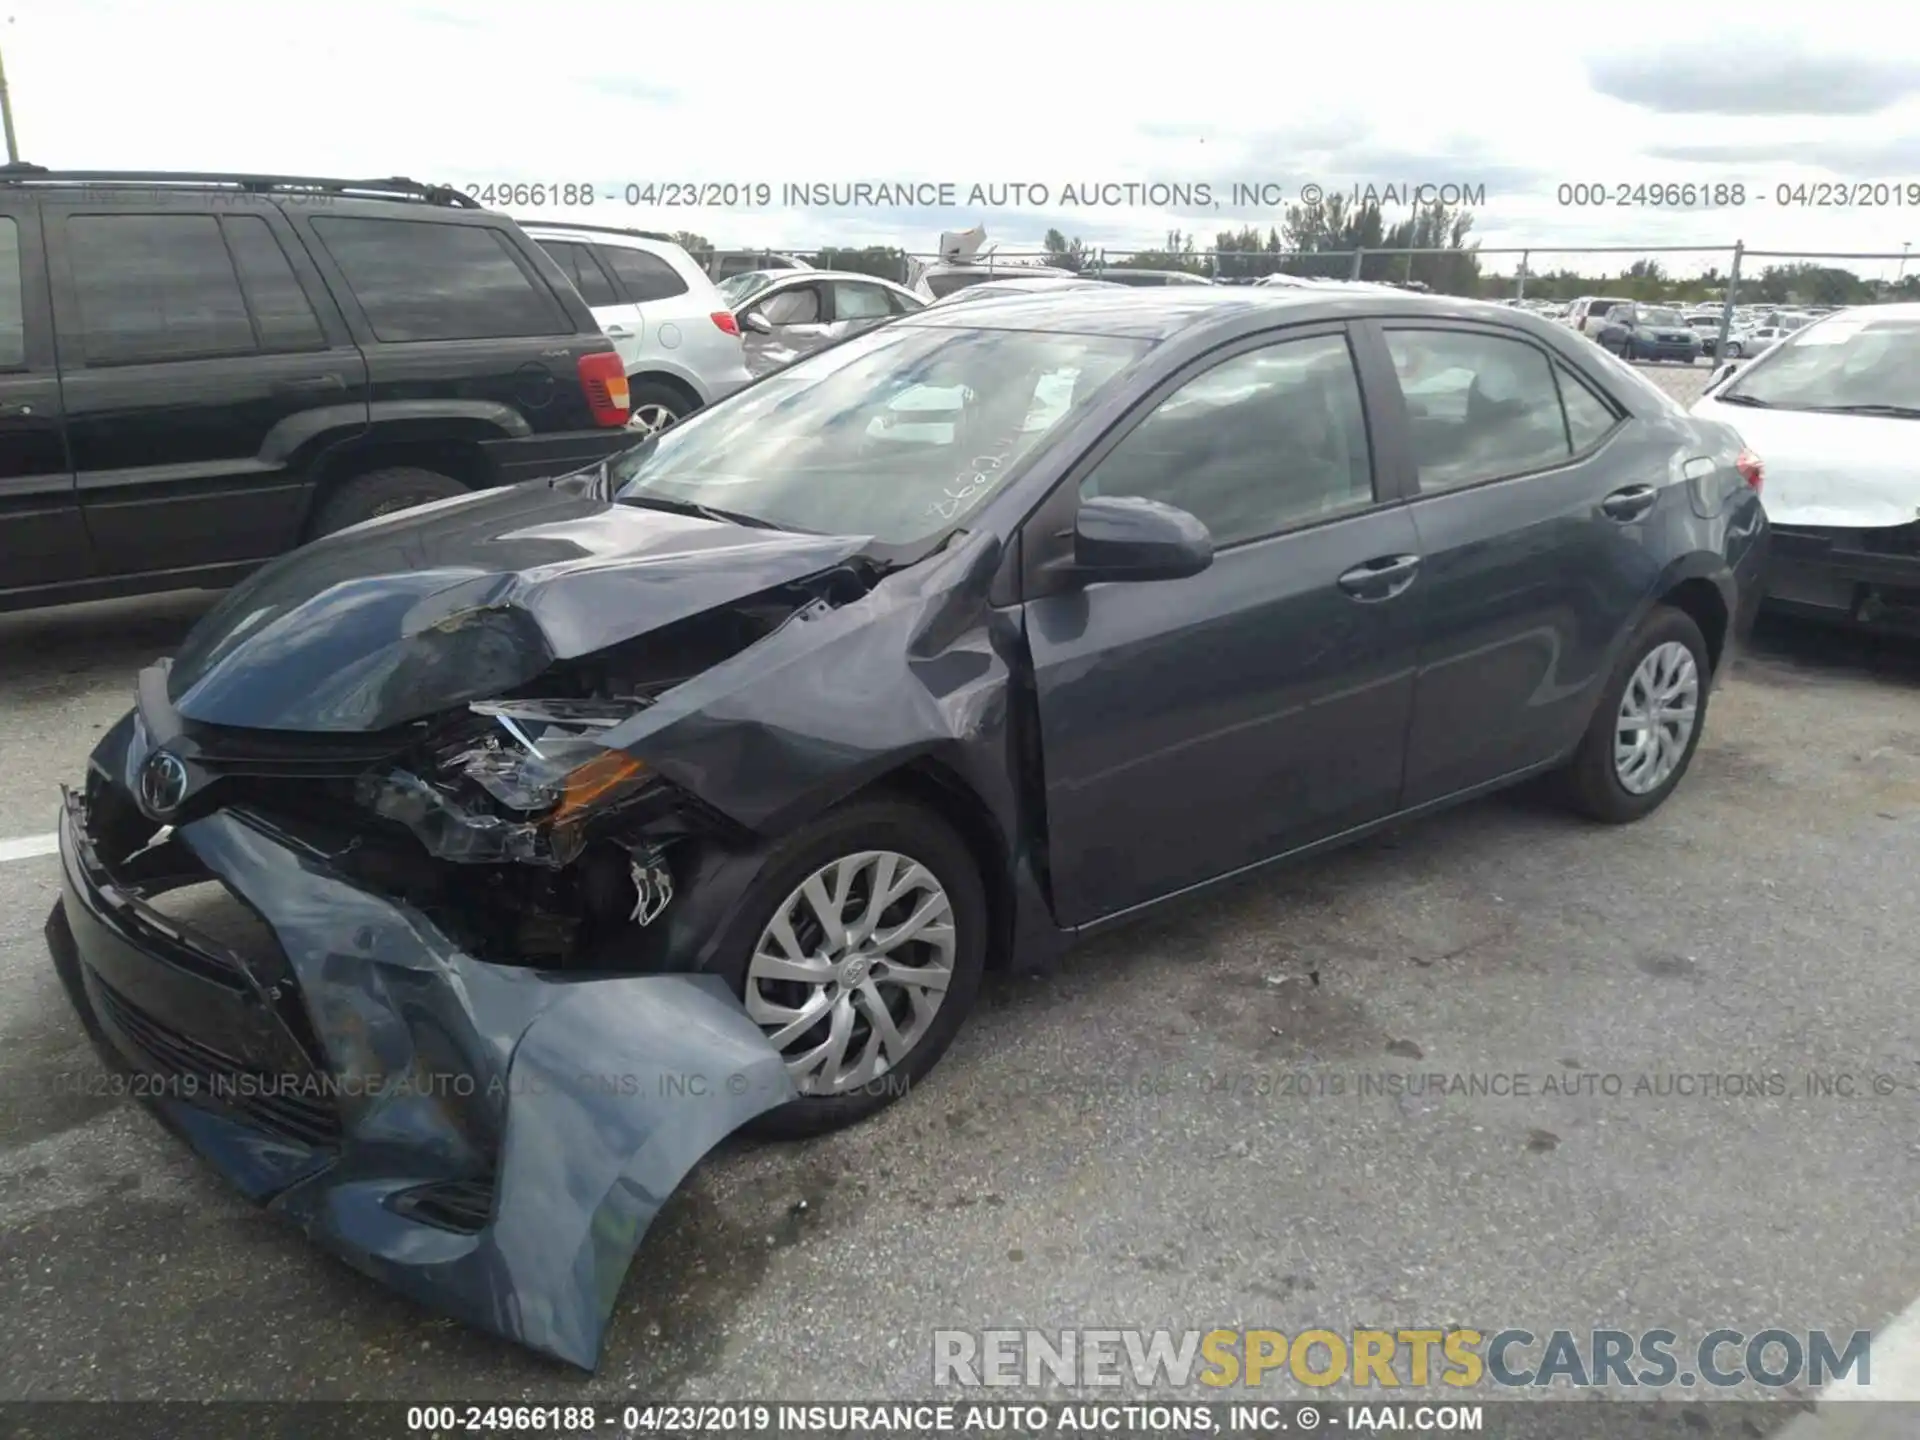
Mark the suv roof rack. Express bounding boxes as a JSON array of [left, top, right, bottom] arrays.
[[0, 164, 480, 207], [515, 218, 678, 243]]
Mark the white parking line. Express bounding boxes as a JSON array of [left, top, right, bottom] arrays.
[[1775, 1293, 1920, 1437], [0, 833, 59, 864]]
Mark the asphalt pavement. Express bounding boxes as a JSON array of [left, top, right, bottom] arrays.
[[2, 360, 1914, 1410]]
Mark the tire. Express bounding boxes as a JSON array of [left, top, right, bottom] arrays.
[[703, 798, 988, 1138], [626, 381, 695, 439], [308, 466, 467, 538], [1560, 606, 1711, 824], [1726, 342, 1743, 358]]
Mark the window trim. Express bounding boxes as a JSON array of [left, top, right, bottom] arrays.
[[1375, 319, 1605, 499], [1019, 320, 1394, 601], [541, 240, 621, 309], [1550, 357, 1625, 456], [0, 211, 32, 374]]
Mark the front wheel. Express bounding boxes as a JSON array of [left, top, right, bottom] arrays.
[[1560, 606, 1711, 824], [707, 798, 988, 1137], [1725, 342, 1744, 358]]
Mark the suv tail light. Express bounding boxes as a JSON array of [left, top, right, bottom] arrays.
[[1735, 448, 1763, 493], [577, 352, 630, 427], [711, 310, 740, 337]]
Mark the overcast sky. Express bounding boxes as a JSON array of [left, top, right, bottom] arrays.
[[7, 0, 1918, 277]]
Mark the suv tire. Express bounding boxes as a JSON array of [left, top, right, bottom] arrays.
[[627, 381, 696, 439], [309, 467, 468, 538]]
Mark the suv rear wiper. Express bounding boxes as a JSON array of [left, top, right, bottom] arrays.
[[1810, 403, 1920, 419], [621, 493, 784, 530]]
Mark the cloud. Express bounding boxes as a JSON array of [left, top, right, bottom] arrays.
[[580, 76, 679, 105], [1643, 135, 1920, 172], [1586, 44, 1920, 115]]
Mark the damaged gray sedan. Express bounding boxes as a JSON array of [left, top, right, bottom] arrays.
[[46, 287, 1767, 1368]]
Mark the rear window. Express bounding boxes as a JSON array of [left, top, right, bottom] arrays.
[[222, 216, 325, 352], [537, 240, 621, 308], [601, 246, 690, 303], [309, 217, 571, 342]]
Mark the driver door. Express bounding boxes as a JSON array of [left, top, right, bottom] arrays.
[[1019, 325, 1424, 925]]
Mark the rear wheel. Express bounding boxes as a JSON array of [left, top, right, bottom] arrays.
[[706, 799, 987, 1137], [1560, 606, 1710, 824], [308, 466, 467, 538], [626, 381, 695, 439]]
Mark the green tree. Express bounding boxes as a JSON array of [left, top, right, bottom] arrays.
[[811, 245, 909, 281], [671, 231, 714, 263], [1042, 227, 1088, 272]]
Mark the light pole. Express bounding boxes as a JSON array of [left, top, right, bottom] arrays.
[[0, 42, 18, 164], [1899, 242, 1911, 284]]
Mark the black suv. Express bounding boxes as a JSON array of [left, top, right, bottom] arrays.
[[0, 167, 637, 613]]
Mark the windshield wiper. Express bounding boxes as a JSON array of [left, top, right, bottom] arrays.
[[621, 493, 784, 530], [1713, 393, 1773, 408], [1809, 403, 1920, 419]]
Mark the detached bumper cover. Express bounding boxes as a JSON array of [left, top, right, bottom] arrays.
[[45, 749, 795, 1371]]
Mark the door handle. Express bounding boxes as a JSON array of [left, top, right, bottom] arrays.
[[270, 374, 347, 396], [1337, 553, 1421, 601], [1602, 484, 1658, 521], [603, 324, 633, 337], [0, 401, 33, 418]]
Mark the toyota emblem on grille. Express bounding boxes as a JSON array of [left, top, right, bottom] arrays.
[[139, 749, 190, 817]]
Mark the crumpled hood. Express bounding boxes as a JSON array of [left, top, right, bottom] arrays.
[[165, 474, 872, 732], [1691, 397, 1920, 529]]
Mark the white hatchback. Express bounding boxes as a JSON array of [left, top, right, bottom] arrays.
[[523, 224, 753, 436]]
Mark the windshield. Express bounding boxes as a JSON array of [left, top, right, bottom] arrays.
[[1641, 308, 1684, 327], [717, 271, 777, 305], [609, 322, 1151, 543], [1721, 317, 1920, 411]]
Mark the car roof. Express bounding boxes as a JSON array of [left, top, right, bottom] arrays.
[[894, 284, 1567, 343], [754, 269, 914, 287]]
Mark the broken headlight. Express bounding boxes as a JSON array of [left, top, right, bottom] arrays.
[[357, 699, 655, 867]]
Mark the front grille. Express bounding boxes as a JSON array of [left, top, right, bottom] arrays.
[[92, 980, 341, 1147], [390, 1177, 497, 1234]]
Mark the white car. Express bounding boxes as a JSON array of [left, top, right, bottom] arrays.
[[521, 223, 752, 436], [1691, 304, 1920, 627]]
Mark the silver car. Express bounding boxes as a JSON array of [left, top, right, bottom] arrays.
[[524, 223, 752, 436], [730, 270, 928, 377]]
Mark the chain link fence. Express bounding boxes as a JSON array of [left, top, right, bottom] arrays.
[[702, 241, 1915, 409]]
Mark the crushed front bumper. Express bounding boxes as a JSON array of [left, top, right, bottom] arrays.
[[1766, 522, 1920, 633], [44, 723, 795, 1370]]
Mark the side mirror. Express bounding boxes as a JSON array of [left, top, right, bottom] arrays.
[[742, 312, 774, 335], [1069, 495, 1213, 584], [1706, 361, 1741, 391]]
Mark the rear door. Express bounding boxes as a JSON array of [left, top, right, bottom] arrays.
[[43, 201, 370, 576], [295, 207, 606, 442], [1021, 324, 1424, 924], [0, 192, 88, 595], [1368, 320, 1664, 805]]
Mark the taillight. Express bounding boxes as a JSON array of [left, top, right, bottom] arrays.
[[711, 310, 740, 336], [1735, 448, 1763, 493], [577, 352, 630, 427]]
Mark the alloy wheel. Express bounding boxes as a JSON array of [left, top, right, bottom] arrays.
[[1614, 641, 1700, 795], [744, 851, 956, 1095], [627, 403, 679, 437]]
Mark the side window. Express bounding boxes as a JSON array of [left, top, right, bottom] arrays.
[[887, 288, 925, 315], [538, 242, 620, 308], [1385, 329, 1571, 493], [220, 216, 324, 353], [760, 286, 821, 325], [67, 214, 254, 365], [832, 282, 893, 320], [309, 217, 569, 342], [602, 246, 690, 303], [1556, 363, 1620, 451], [1079, 333, 1375, 547], [0, 217, 24, 368]]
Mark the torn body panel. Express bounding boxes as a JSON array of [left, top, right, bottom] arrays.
[[48, 723, 795, 1370]]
